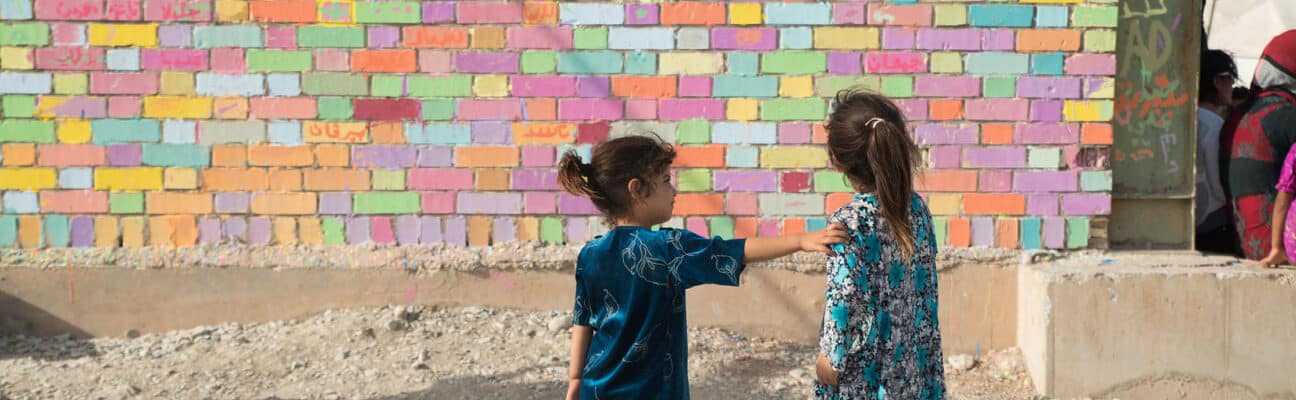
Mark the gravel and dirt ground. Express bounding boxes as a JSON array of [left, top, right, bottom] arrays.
[[0, 305, 1037, 400]]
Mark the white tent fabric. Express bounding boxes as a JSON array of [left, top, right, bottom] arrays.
[[1205, 0, 1296, 86]]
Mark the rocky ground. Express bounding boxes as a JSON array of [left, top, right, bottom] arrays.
[[0, 306, 1037, 400]]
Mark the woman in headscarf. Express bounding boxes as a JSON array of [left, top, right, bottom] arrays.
[[1221, 30, 1296, 262], [1196, 49, 1240, 256]]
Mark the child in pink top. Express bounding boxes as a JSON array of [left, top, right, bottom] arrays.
[[1260, 149, 1296, 267]]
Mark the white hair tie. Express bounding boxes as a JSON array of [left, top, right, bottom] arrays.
[[866, 117, 885, 129]]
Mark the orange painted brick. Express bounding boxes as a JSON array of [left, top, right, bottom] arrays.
[[963, 193, 1026, 215], [517, 217, 539, 241], [812, 123, 828, 144], [19, 215, 41, 249], [121, 217, 146, 248], [214, 96, 248, 119], [525, 98, 557, 120], [734, 217, 759, 239], [303, 168, 369, 191], [523, 2, 558, 25], [2, 144, 36, 166], [298, 217, 323, 244], [146, 192, 213, 214], [352, 50, 417, 73], [916, 170, 978, 192], [929, 99, 963, 121], [611, 76, 678, 98], [315, 144, 349, 167], [273, 217, 297, 245], [268, 168, 302, 191], [251, 97, 317, 120], [1082, 123, 1113, 145], [150, 215, 197, 246], [201, 168, 269, 191], [782, 218, 806, 235], [370, 121, 406, 144], [948, 217, 971, 247], [996, 218, 1019, 249], [248, 144, 314, 167], [672, 193, 724, 216], [455, 146, 518, 167], [402, 27, 469, 49], [251, 192, 317, 215], [40, 190, 109, 213], [476, 169, 510, 191], [982, 123, 1013, 145], [1017, 29, 1082, 52], [38, 144, 106, 167], [212, 144, 247, 167], [249, 0, 315, 22], [471, 26, 506, 49], [468, 215, 492, 247], [673, 145, 725, 168], [826, 192, 853, 212], [94, 216, 118, 247], [661, 2, 726, 25]]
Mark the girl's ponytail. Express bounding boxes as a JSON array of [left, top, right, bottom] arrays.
[[557, 150, 602, 200], [864, 118, 921, 260]]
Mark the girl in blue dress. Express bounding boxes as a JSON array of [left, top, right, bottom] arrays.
[[814, 90, 946, 399], [557, 135, 848, 400]]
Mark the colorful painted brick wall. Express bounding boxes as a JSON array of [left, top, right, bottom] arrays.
[[0, 0, 1115, 250]]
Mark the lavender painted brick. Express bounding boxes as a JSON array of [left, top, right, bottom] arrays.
[[199, 217, 221, 243], [423, 2, 455, 23], [1015, 123, 1080, 144], [965, 98, 1029, 121], [917, 28, 982, 51], [980, 170, 1012, 192], [714, 171, 778, 192], [982, 29, 1015, 51], [107, 144, 142, 166], [963, 147, 1026, 168], [248, 217, 271, 245], [395, 215, 420, 245], [493, 217, 516, 243], [417, 146, 453, 167], [419, 216, 443, 244], [521, 146, 555, 167], [711, 28, 777, 51], [1028, 194, 1059, 215], [971, 217, 994, 247], [1043, 217, 1065, 248], [930, 146, 961, 168], [828, 52, 861, 75], [443, 216, 467, 247], [512, 76, 576, 97], [894, 98, 929, 121], [914, 76, 979, 97], [512, 169, 559, 190], [1030, 100, 1063, 122], [456, 192, 523, 214], [214, 192, 250, 213], [1017, 77, 1081, 99], [1014, 171, 1078, 192], [368, 26, 400, 48], [158, 25, 192, 47], [625, 4, 658, 25], [778, 122, 811, 144], [1061, 193, 1111, 215], [319, 192, 353, 214], [223, 217, 247, 241], [558, 193, 599, 215], [577, 76, 610, 98], [470, 122, 511, 144], [882, 28, 916, 49], [454, 53, 519, 74], [70, 216, 93, 247], [346, 217, 370, 245], [353, 145, 417, 169], [565, 218, 588, 243], [915, 124, 978, 145]]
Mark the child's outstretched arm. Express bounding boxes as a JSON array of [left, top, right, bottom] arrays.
[[743, 223, 848, 263], [1262, 191, 1294, 267], [566, 325, 593, 400]]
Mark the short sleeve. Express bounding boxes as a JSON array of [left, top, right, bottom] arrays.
[[1278, 148, 1296, 193], [664, 229, 747, 289], [818, 245, 862, 371], [572, 274, 592, 327]]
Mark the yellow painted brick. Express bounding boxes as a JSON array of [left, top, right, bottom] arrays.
[[517, 217, 539, 242], [147, 216, 173, 246], [927, 194, 961, 215], [143, 96, 213, 119], [298, 217, 323, 244], [94, 216, 119, 247], [95, 167, 163, 191], [88, 23, 159, 47], [57, 119, 92, 143], [0, 47, 33, 70], [934, 4, 967, 26], [930, 52, 963, 74], [1063, 100, 1112, 122], [760, 146, 829, 169], [273, 217, 297, 245], [160, 71, 195, 95], [727, 98, 758, 121], [814, 27, 880, 50], [0, 168, 57, 190], [18, 215, 40, 248], [473, 75, 509, 97], [659, 52, 723, 75], [730, 3, 762, 25], [215, 0, 249, 22], [121, 217, 146, 248], [1086, 77, 1115, 99], [779, 76, 814, 98], [54, 73, 88, 95], [163, 167, 198, 189]]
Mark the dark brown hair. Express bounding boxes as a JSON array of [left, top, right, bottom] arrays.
[[826, 89, 923, 259], [557, 135, 676, 226]]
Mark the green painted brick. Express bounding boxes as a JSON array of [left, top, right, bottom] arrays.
[[727, 52, 759, 76], [353, 192, 419, 214], [1084, 30, 1117, 53], [983, 77, 1016, 98], [880, 76, 914, 98], [713, 76, 778, 97], [1080, 171, 1112, 191], [0, 23, 49, 46], [816, 76, 880, 97], [354, 1, 421, 24], [0, 119, 54, 143], [422, 99, 456, 120], [1066, 217, 1089, 249], [625, 52, 657, 75], [370, 75, 403, 97], [558, 51, 623, 74], [761, 51, 826, 74], [677, 169, 711, 192], [966, 52, 1029, 75], [540, 217, 563, 244], [297, 26, 365, 48], [813, 171, 853, 193], [323, 217, 345, 245], [110, 193, 144, 214], [318, 97, 353, 120], [247, 49, 312, 72], [930, 52, 963, 74], [0, 216, 15, 246], [934, 4, 967, 26], [142, 144, 210, 167], [1028, 147, 1062, 168], [372, 169, 405, 190], [1073, 6, 1118, 27], [2, 95, 36, 118], [760, 98, 826, 121], [709, 217, 734, 240], [43, 214, 68, 248], [574, 27, 608, 49], [933, 217, 948, 247], [373, 75, 472, 98], [677, 120, 711, 144], [521, 51, 558, 74], [91, 119, 159, 144], [194, 26, 262, 48], [303, 73, 369, 96]]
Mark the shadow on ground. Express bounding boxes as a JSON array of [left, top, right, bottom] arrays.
[[0, 291, 99, 362]]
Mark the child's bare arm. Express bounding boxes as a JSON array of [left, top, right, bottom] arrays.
[[1262, 191, 1295, 266], [743, 224, 847, 263], [566, 325, 593, 400]]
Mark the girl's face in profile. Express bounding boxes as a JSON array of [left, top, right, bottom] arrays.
[[635, 171, 676, 226]]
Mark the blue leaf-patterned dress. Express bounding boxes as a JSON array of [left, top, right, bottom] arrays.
[[572, 226, 746, 400], [815, 193, 945, 400]]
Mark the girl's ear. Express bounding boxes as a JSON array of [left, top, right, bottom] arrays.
[[626, 178, 643, 203]]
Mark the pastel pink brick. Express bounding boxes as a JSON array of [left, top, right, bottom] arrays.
[[506, 27, 574, 49], [105, 0, 141, 20], [979, 170, 1011, 192], [38, 144, 107, 166], [558, 193, 599, 215], [408, 168, 474, 190], [315, 49, 350, 72], [929, 146, 961, 168], [36, 0, 103, 20], [457, 99, 524, 120], [964, 98, 1029, 121], [1014, 171, 1078, 192], [658, 99, 725, 121], [894, 98, 930, 121], [963, 146, 1026, 168], [686, 217, 708, 236], [52, 23, 86, 46], [726, 193, 759, 215], [711, 28, 777, 50], [865, 52, 927, 74], [370, 217, 395, 244], [210, 48, 245, 73], [1015, 123, 1081, 144], [868, 4, 932, 26], [914, 76, 980, 97], [457, 2, 523, 24], [833, 3, 866, 24], [40, 191, 109, 213], [915, 123, 978, 145], [558, 99, 624, 121], [265, 26, 297, 49], [91, 72, 160, 95], [917, 28, 983, 51], [418, 50, 452, 73], [420, 192, 456, 214], [144, 0, 212, 21], [511, 76, 577, 97], [626, 99, 656, 120], [521, 146, 555, 167], [108, 97, 141, 117], [678, 76, 712, 97], [35, 47, 105, 70], [524, 192, 556, 214], [1065, 54, 1117, 76], [1062, 193, 1111, 216], [140, 49, 208, 71]]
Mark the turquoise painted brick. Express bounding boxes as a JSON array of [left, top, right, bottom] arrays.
[[43, 214, 68, 248], [558, 51, 623, 74], [298, 26, 365, 48], [625, 52, 657, 75], [1036, 6, 1069, 28], [965, 53, 1029, 75], [142, 144, 211, 167], [762, 51, 826, 74], [354, 1, 421, 24], [728, 52, 759, 76], [194, 26, 262, 48], [557, 144, 592, 163], [1066, 217, 1088, 248], [0, 23, 49, 46], [1080, 171, 1112, 191], [1031, 53, 1064, 76], [92, 119, 161, 144], [1028, 147, 1061, 168], [1073, 6, 1118, 28], [709, 217, 735, 240], [406, 123, 470, 145], [677, 120, 711, 144], [968, 5, 1033, 27], [806, 217, 828, 232], [0, 215, 14, 246], [779, 27, 812, 49], [726, 145, 758, 168], [422, 99, 455, 121], [984, 77, 1016, 98], [1020, 218, 1042, 249], [713, 76, 778, 97]]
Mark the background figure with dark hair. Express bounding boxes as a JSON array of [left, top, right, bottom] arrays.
[[1196, 49, 1240, 255]]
